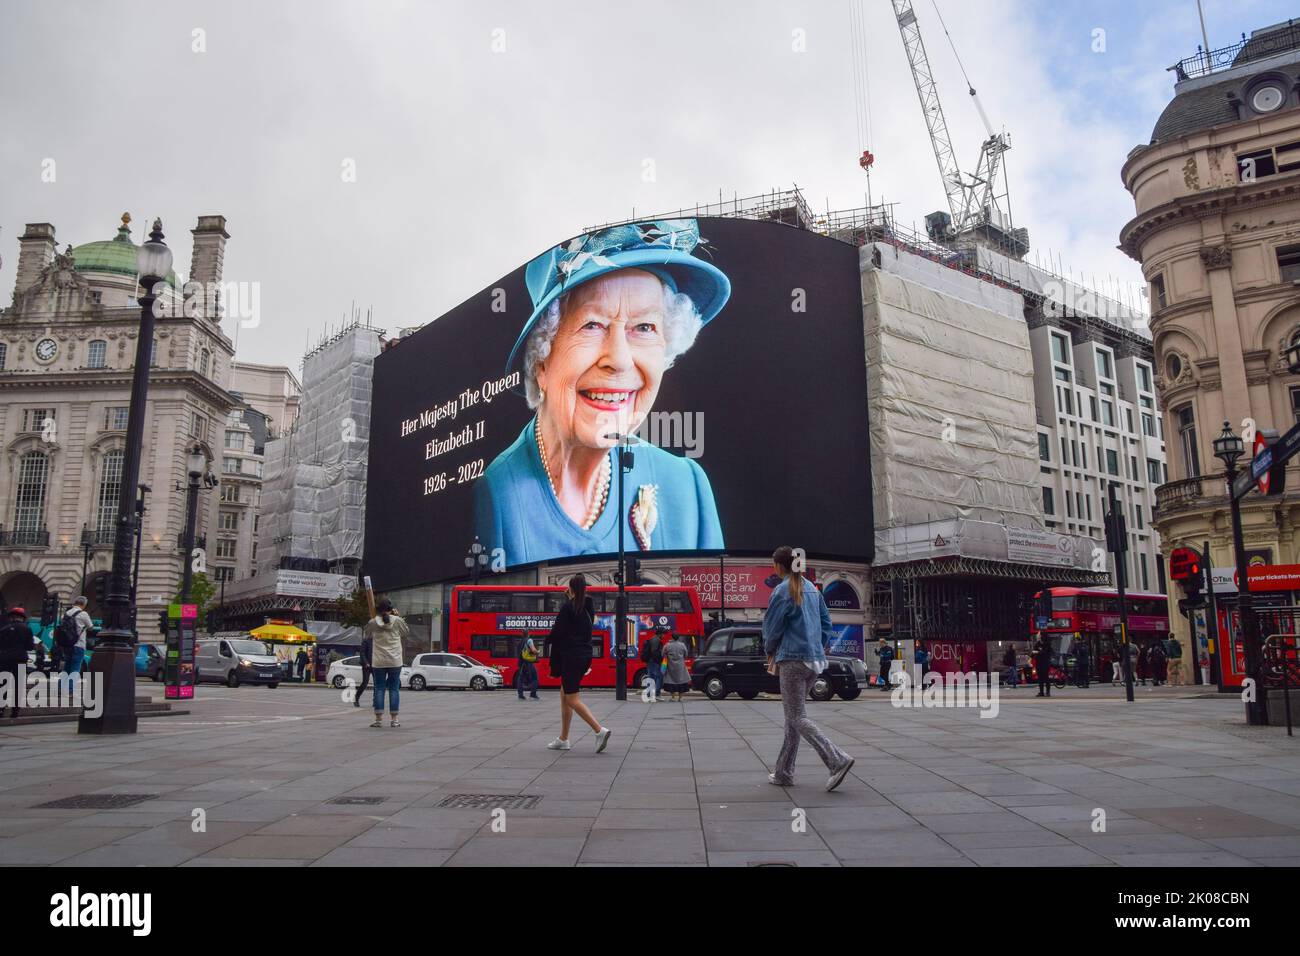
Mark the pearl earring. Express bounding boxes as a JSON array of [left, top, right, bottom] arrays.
[[539, 389, 546, 404]]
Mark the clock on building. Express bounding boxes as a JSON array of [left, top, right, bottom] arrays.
[[34, 338, 59, 363]]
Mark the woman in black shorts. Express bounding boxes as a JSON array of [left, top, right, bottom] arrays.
[[544, 574, 612, 753]]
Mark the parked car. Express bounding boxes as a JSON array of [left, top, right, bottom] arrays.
[[326, 656, 412, 689], [194, 638, 281, 687], [407, 653, 503, 691], [689, 627, 867, 701], [135, 643, 164, 681]]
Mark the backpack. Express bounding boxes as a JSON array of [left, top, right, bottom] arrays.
[[640, 636, 660, 664], [55, 611, 81, 650]]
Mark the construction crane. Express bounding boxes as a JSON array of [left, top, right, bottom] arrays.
[[890, 0, 1026, 257]]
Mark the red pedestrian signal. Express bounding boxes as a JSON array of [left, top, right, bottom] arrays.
[[1170, 547, 1201, 581]]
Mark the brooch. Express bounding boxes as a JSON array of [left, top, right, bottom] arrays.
[[630, 484, 659, 551]]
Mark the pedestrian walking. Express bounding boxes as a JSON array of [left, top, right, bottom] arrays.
[[662, 631, 691, 701], [353, 631, 373, 707], [543, 574, 610, 753], [875, 637, 895, 691], [1002, 643, 1019, 688], [1137, 642, 1150, 686], [1034, 638, 1052, 697], [295, 647, 309, 682], [764, 545, 856, 792], [1150, 641, 1168, 687], [1125, 640, 1138, 686], [0, 607, 34, 719], [56, 597, 93, 694], [639, 626, 665, 701], [516, 632, 540, 700], [365, 599, 408, 727], [915, 642, 930, 682]]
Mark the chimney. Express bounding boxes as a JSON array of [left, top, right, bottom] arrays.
[[12, 223, 57, 304], [189, 215, 229, 286]]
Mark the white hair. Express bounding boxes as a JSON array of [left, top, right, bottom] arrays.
[[522, 279, 703, 409]]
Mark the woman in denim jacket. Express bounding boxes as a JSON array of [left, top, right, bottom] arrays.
[[762, 546, 855, 792]]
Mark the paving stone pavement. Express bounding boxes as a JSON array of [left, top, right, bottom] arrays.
[[0, 681, 1297, 867]]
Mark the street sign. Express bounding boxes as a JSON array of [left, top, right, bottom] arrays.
[[1233, 422, 1299, 500]]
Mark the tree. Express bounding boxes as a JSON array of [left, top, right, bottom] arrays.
[[333, 589, 372, 628], [173, 572, 216, 632]]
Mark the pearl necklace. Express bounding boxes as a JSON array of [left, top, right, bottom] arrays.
[[536, 425, 611, 531]]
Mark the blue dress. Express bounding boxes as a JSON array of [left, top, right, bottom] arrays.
[[474, 418, 723, 566]]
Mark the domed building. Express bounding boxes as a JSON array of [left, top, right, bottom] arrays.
[[1121, 19, 1300, 694], [0, 213, 249, 622]]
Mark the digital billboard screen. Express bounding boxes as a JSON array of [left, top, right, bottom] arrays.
[[365, 216, 872, 590]]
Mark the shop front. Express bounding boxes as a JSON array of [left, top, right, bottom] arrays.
[[1210, 564, 1300, 690]]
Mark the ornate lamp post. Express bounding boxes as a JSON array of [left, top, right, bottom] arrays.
[[180, 445, 206, 602], [79, 219, 171, 735], [1213, 420, 1268, 726]]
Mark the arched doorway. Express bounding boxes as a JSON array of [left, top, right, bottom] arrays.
[[0, 571, 48, 616], [84, 570, 112, 621]]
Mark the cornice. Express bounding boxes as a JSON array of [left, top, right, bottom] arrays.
[[0, 368, 237, 409]]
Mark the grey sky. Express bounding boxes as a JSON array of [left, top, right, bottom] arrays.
[[0, 0, 1235, 367]]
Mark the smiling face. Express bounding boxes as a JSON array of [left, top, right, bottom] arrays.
[[536, 269, 668, 449]]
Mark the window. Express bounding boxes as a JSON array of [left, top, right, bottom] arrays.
[[1142, 412, 1156, 437], [730, 632, 763, 657], [13, 452, 49, 534], [224, 430, 245, 450], [1130, 455, 1139, 480], [220, 484, 241, 503], [218, 510, 238, 531], [1066, 492, 1074, 517], [1095, 349, 1113, 381], [1292, 386, 1300, 425], [1280, 246, 1300, 283], [1136, 364, 1153, 393], [1125, 409, 1135, 434], [1071, 440, 1079, 467], [90, 290, 102, 305], [1051, 334, 1069, 364], [87, 340, 107, 369], [213, 567, 235, 582], [1081, 444, 1088, 469], [1238, 142, 1300, 181], [1106, 449, 1119, 476], [1038, 434, 1050, 461], [94, 450, 123, 536], [1060, 436, 1068, 463], [222, 457, 240, 475], [1102, 400, 1115, 428], [1177, 405, 1201, 477], [1140, 554, 1149, 592], [1058, 387, 1073, 416], [200, 350, 210, 377], [1090, 396, 1100, 422], [1135, 504, 1144, 530], [23, 408, 54, 432], [215, 538, 237, 559], [664, 591, 691, 613], [150, 340, 157, 367], [190, 413, 206, 441], [227, 409, 244, 426], [1147, 459, 1162, 484], [1054, 368, 1071, 383], [1085, 495, 1092, 521], [1042, 487, 1055, 515], [104, 407, 129, 431], [1150, 275, 1167, 310], [0, 343, 7, 370]]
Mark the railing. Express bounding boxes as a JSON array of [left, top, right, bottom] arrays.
[[1154, 475, 1205, 514], [81, 528, 117, 547], [0, 529, 50, 548], [1170, 22, 1300, 81], [176, 533, 208, 551]]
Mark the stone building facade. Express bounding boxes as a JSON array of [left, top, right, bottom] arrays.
[[1121, 20, 1300, 681], [0, 213, 251, 619]]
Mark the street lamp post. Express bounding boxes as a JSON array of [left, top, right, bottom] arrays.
[[605, 432, 634, 702], [130, 484, 150, 613], [1213, 421, 1268, 726], [79, 219, 171, 736], [180, 445, 206, 602], [79, 524, 93, 595]]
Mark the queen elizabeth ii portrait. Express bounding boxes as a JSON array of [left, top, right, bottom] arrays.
[[473, 219, 729, 565]]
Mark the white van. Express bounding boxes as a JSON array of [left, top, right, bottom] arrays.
[[195, 638, 282, 688]]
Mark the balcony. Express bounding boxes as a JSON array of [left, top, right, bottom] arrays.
[[0, 528, 50, 548], [1153, 475, 1219, 517]]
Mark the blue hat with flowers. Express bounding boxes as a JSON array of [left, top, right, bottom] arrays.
[[506, 218, 730, 373]]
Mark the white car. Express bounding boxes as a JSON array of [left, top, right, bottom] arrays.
[[326, 656, 412, 689], [407, 652, 503, 691]]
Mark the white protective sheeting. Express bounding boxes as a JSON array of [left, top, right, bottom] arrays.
[[864, 242, 1042, 544], [260, 327, 381, 569]]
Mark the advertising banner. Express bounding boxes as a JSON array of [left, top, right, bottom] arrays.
[[366, 217, 873, 588], [1005, 527, 1076, 567]]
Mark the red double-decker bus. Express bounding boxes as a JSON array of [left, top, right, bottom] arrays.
[[1032, 587, 1170, 680], [448, 585, 705, 690]]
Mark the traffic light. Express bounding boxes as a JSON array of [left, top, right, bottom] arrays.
[[1105, 507, 1128, 554], [158, 609, 170, 635], [627, 558, 642, 586], [891, 578, 910, 634], [959, 594, 976, 626], [1171, 546, 1205, 617], [40, 593, 59, 626], [91, 574, 108, 610]]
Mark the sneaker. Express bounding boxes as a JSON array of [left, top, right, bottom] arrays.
[[390, 718, 400, 727], [595, 728, 612, 753], [768, 773, 792, 786], [546, 737, 571, 751], [826, 757, 855, 792], [369, 719, 383, 728]]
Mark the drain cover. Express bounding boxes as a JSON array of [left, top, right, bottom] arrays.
[[436, 793, 542, 810], [329, 796, 387, 805], [35, 793, 158, 810], [748, 861, 797, 867]]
